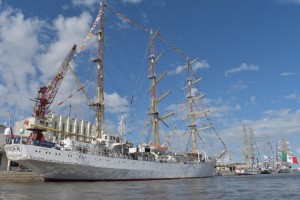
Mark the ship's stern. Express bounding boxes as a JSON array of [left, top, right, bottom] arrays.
[[4, 144, 29, 161]]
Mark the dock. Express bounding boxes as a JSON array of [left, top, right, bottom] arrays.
[[0, 171, 44, 182]]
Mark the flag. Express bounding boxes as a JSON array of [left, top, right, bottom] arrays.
[[8, 110, 14, 139], [292, 156, 299, 164], [287, 155, 293, 163], [23, 120, 29, 126], [282, 152, 287, 161]]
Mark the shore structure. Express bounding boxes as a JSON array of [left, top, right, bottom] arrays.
[[0, 124, 9, 171]]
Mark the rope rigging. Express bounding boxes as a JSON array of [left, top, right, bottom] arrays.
[[47, 2, 226, 156], [104, 4, 189, 61]]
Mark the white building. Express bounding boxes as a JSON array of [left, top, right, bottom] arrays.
[[1, 115, 97, 171], [0, 124, 10, 171], [13, 114, 97, 142]]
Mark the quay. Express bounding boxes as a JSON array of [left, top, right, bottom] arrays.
[[215, 163, 240, 176], [0, 171, 44, 182]]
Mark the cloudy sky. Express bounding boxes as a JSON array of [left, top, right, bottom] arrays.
[[0, 0, 300, 163]]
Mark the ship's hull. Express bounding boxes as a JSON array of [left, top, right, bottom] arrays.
[[5, 144, 216, 181], [235, 169, 259, 176], [278, 167, 291, 173]]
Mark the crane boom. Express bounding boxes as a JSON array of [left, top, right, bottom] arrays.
[[34, 44, 77, 120]]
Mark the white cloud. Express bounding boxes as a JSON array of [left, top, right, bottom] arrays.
[[226, 80, 249, 94], [72, 0, 98, 7], [122, 0, 144, 4], [193, 60, 210, 70], [263, 108, 291, 118], [275, 0, 300, 5], [172, 60, 210, 74], [140, 12, 149, 24], [114, 18, 130, 29], [190, 88, 199, 97], [250, 96, 257, 105], [209, 104, 232, 118], [0, 4, 44, 118], [37, 12, 92, 83], [0, 3, 95, 122], [104, 92, 130, 113], [284, 94, 300, 102], [280, 72, 294, 76], [224, 63, 259, 77], [235, 104, 241, 111]]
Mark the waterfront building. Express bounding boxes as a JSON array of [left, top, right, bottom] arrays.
[[13, 114, 96, 143], [0, 124, 9, 170], [1, 115, 96, 171]]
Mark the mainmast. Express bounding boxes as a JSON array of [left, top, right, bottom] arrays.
[[249, 126, 256, 168], [92, 2, 105, 140], [183, 58, 210, 154], [148, 29, 173, 146], [243, 124, 249, 165], [187, 60, 197, 153]]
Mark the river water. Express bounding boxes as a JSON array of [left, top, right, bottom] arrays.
[[0, 173, 299, 200]]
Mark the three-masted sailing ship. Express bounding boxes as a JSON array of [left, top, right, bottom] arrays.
[[4, 2, 226, 181], [236, 124, 260, 175], [276, 138, 298, 173]]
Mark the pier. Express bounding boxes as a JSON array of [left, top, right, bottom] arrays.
[[0, 171, 44, 182]]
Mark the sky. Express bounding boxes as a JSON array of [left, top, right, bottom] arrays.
[[0, 0, 300, 163]]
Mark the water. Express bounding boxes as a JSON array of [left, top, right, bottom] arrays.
[[0, 173, 299, 200]]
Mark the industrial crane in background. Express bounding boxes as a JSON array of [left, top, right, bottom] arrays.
[[33, 45, 76, 120], [29, 44, 76, 141]]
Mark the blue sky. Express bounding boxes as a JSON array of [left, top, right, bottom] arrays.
[[0, 0, 300, 163]]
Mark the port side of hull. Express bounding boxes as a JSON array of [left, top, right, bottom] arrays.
[[5, 144, 215, 181]]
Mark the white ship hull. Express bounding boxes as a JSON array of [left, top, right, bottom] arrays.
[[5, 144, 216, 181], [278, 167, 291, 173]]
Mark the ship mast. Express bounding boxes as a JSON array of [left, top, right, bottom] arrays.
[[92, 2, 105, 140], [148, 29, 173, 146], [249, 126, 256, 168], [183, 59, 210, 154], [187, 60, 197, 153], [243, 124, 249, 165]]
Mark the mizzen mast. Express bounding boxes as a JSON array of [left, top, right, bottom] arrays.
[[183, 58, 211, 154], [92, 2, 106, 140]]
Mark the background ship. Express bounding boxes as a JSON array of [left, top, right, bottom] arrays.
[[276, 138, 298, 173]]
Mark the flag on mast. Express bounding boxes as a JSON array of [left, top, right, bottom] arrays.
[[292, 156, 299, 164], [8, 110, 14, 139]]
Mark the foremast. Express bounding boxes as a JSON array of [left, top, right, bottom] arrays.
[[92, 2, 106, 141], [182, 59, 211, 154], [148, 30, 174, 146], [279, 138, 291, 167]]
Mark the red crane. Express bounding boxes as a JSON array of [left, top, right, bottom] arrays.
[[33, 45, 77, 120]]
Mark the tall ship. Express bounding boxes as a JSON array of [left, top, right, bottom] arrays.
[[4, 2, 226, 181], [260, 134, 275, 174], [236, 124, 260, 175], [276, 138, 298, 173]]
